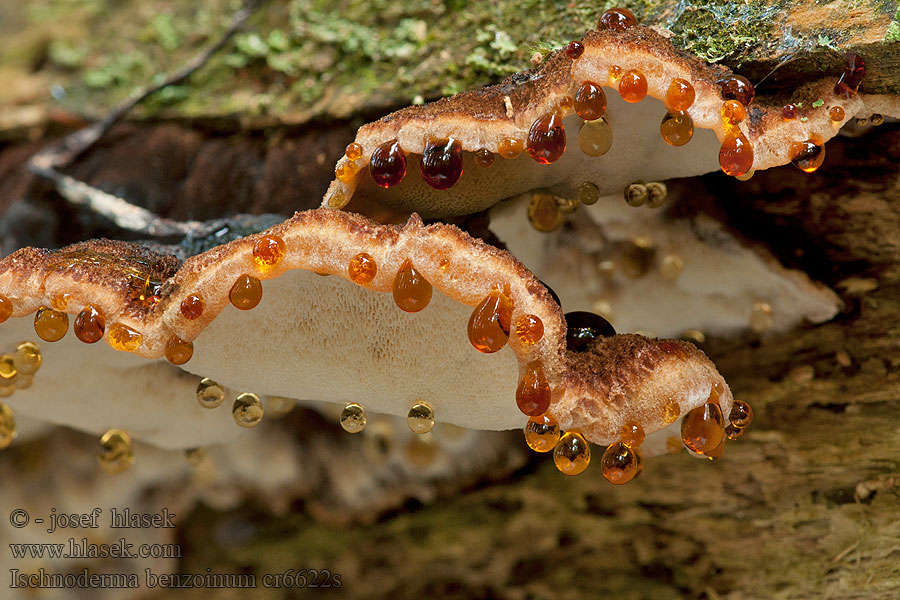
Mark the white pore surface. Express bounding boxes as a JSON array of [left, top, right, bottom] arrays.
[[492, 192, 840, 337], [185, 270, 522, 431]]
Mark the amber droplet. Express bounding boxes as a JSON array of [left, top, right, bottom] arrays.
[[660, 111, 693, 147], [233, 392, 264, 428], [666, 78, 695, 111], [516, 361, 551, 416], [598, 7, 637, 31], [618, 70, 647, 103], [180, 293, 204, 320], [107, 323, 142, 352], [253, 234, 286, 270], [0, 403, 15, 449], [782, 104, 799, 120], [565, 311, 615, 352], [229, 274, 262, 310], [662, 398, 681, 424], [340, 402, 367, 433], [497, 138, 524, 159], [564, 41, 584, 59], [165, 335, 193, 365], [196, 378, 225, 408], [98, 429, 133, 474], [393, 259, 432, 313], [474, 148, 495, 167], [369, 139, 406, 188], [526, 112, 566, 164], [514, 314, 544, 345], [619, 421, 645, 447], [608, 65, 623, 81], [725, 423, 744, 440], [719, 132, 754, 177], [74, 305, 105, 344], [574, 81, 606, 121], [721, 99, 746, 125], [681, 401, 726, 454], [0, 294, 12, 323], [13, 342, 41, 375], [790, 138, 825, 173], [554, 431, 591, 476], [577, 181, 600, 205], [829, 106, 845, 122], [468, 289, 513, 353], [528, 192, 563, 232], [524, 413, 560, 452], [0, 355, 15, 380], [421, 138, 463, 189], [336, 160, 361, 183], [578, 117, 612, 157], [34, 307, 68, 342], [601, 441, 640, 484], [348, 252, 377, 285], [835, 52, 866, 98], [407, 401, 435, 434], [729, 400, 753, 428], [345, 142, 363, 161], [717, 75, 755, 105]]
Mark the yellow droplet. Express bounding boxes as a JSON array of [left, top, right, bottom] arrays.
[[514, 314, 544, 345], [407, 401, 435, 434], [528, 192, 563, 232], [524, 413, 560, 452], [601, 441, 641, 484], [107, 323, 142, 352], [0, 403, 16, 449], [348, 253, 378, 285], [232, 392, 263, 428], [577, 117, 612, 157], [252, 234, 286, 270], [554, 431, 591, 476], [619, 421, 645, 447], [0, 355, 16, 380], [196, 378, 225, 409], [340, 402, 367, 433], [98, 429, 134, 474]]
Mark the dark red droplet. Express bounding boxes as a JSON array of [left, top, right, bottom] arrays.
[[782, 104, 799, 120], [565, 41, 584, 59], [574, 81, 607, 121], [564, 311, 616, 352], [420, 138, 463, 190], [369, 139, 407, 188], [717, 75, 755, 106], [526, 112, 566, 164], [598, 8, 637, 31], [834, 52, 866, 99]]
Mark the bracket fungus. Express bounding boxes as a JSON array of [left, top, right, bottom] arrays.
[[2, 6, 899, 485]]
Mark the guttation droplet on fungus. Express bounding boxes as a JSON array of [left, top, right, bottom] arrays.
[[578, 117, 612, 157], [340, 402, 367, 433], [719, 132, 754, 177], [526, 112, 566, 164], [514, 314, 544, 345], [421, 138, 463, 190], [196, 378, 225, 409], [252, 234, 286, 270], [0, 294, 12, 324], [107, 323, 142, 352], [165, 335, 193, 365], [74, 305, 105, 344], [598, 7, 637, 31], [516, 361, 551, 416], [666, 78, 695, 112], [369, 139, 407, 188], [524, 413, 560, 452], [790, 138, 826, 173], [98, 429, 134, 474], [34, 307, 69, 342], [467, 289, 513, 353], [13, 342, 41, 375], [554, 431, 591, 476], [660, 112, 693, 147], [681, 401, 726, 455], [233, 392, 264, 428], [574, 81, 606, 121], [601, 441, 641, 484], [392, 259, 432, 313], [180, 293, 204, 320], [348, 252, 378, 285], [407, 401, 435, 434], [618, 70, 648, 103], [230, 274, 263, 310]]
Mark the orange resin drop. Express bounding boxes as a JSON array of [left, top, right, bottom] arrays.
[[666, 78, 695, 111], [467, 289, 513, 353], [497, 138, 524, 159], [717, 75, 755, 105], [348, 252, 377, 285], [574, 81, 606, 121], [165, 335, 193, 365], [345, 142, 363, 161], [719, 132, 754, 177], [729, 400, 754, 428], [526, 112, 566, 164], [681, 401, 726, 455], [721, 99, 746, 125], [790, 138, 825, 173], [829, 106, 845, 122], [601, 441, 641, 484], [369, 139, 407, 188], [34, 307, 68, 342], [516, 361, 551, 416], [554, 432, 591, 476], [608, 65, 623, 81], [0, 294, 12, 323], [107, 323, 142, 352], [660, 111, 693, 147], [229, 274, 262, 310], [474, 148, 495, 167], [252, 234, 286, 270], [619, 70, 647, 103], [180, 294, 204, 320], [392, 259, 432, 313], [524, 413, 560, 453], [336, 160, 361, 183], [598, 7, 637, 31], [74, 305, 105, 344], [421, 138, 463, 189], [514, 314, 544, 345], [619, 421, 645, 447]]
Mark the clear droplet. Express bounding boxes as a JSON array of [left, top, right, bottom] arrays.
[[13, 342, 41, 375], [340, 402, 367, 433], [232, 392, 264, 428], [407, 401, 435, 434], [196, 378, 225, 409], [577, 117, 612, 157]]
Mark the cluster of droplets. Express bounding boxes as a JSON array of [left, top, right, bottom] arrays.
[[678, 384, 754, 460], [716, 75, 755, 178], [0, 340, 43, 450], [195, 377, 265, 428]]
